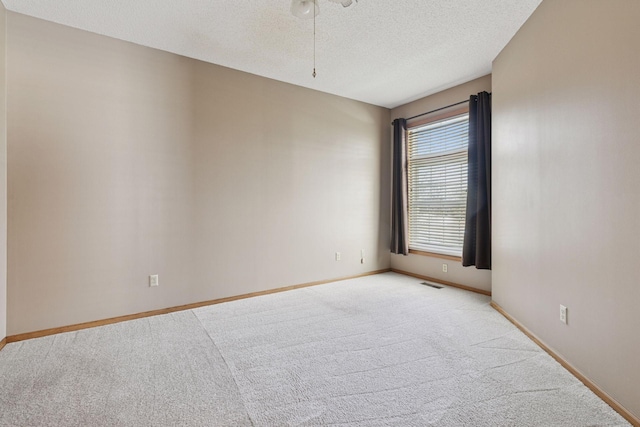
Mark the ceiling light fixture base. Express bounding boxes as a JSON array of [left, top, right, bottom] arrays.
[[290, 0, 319, 19]]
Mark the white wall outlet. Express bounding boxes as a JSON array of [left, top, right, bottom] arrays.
[[361, 249, 365, 264], [149, 274, 159, 287], [442, 264, 448, 273], [335, 252, 341, 261], [560, 305, 567, 324]]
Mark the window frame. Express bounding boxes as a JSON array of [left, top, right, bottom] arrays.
[[406, 106, 469, 260]]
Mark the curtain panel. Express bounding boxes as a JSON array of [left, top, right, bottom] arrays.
[[391, 118, 409, 255], [463, 92, 492, 269]]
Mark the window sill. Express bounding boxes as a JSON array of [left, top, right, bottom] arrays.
[[408, 249, 462, 262]]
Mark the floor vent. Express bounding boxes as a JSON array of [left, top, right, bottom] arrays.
[[421, 282, 443, 289]]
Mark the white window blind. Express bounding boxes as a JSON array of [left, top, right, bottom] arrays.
[[407, 114, 469, 256]]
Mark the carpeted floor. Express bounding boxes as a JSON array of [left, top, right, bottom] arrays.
[[0, 272, 630, 426]]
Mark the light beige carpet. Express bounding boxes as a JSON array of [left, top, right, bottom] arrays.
[[0, 272, 630, 426]]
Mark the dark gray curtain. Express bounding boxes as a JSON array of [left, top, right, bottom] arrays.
[[391, 118, 409, 255], [463, 92, 492, 269]]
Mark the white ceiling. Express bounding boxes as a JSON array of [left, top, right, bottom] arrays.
[[1, 0, 542, 108]]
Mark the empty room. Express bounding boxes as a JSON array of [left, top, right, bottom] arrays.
[[0, 0, 638, 425]]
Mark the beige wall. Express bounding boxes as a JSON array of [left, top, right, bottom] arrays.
[[7, 13, 391, 335], [0, 3, 6, 341], [493, 0, 640, 419], [390, 75, 492, 293]]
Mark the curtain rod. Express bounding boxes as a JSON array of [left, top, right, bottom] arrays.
[[408, 99, 470, 121], [406, 99, 469, 121], [391, 99, 470, 125]]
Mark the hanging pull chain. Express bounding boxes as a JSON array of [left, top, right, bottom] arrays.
[[312, 3, 316, 78]]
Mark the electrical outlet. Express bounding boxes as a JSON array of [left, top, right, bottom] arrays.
[[149, 275, 159, 287], [335, 252, 341, 261], [442, 264, 448, 273], [560, 305, 567, 324]]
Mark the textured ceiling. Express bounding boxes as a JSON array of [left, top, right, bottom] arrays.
[[1, 0, 542, 108]]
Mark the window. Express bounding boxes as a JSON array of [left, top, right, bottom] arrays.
[[407, 112, 469, 257]]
